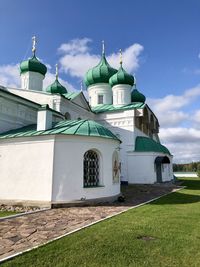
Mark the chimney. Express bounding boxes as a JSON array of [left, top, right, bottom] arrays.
[[37, 104, 52, 131]]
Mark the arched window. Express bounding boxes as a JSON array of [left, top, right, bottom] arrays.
[[64, 112, 71, 120], [84, 150, 99, 187]]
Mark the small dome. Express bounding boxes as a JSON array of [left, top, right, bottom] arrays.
[[46, 78, 67, 94], [20, 55, 47, 76], [131, 89, 146, 103], [109, 66, 135, 87], [84, 54, 117, 87]]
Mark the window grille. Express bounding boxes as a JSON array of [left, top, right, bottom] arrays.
[[84, 150, 99, 187]]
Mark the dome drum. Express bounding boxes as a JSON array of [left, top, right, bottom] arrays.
[[88, 83, 112, 107], [112, 84, 132, 107]]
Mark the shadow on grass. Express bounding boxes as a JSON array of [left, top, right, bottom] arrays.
[[150, 179, 200, 205], [180, 179, 200, 190], [150, 191, 200, 205]]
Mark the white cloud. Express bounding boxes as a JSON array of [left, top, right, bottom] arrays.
[[0, 63, 75, 91], [43, 72, 76, 91], [193, 110, 200, 123], [58, 38, 144, 78], [0, 64, 20, 88], [164, 142, 200, 163], [160, 127, 200, 143], [147, 85, 200, 128], [160, 128, 200, 163], [59, 53, 99, 78], [148, 85, 200, 163], [58, 38, 92, 55], [148, 85, 200, 113], [107, 44, 144, 73]]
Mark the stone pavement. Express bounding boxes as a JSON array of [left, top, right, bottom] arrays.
[[0, 184, 180, 261]]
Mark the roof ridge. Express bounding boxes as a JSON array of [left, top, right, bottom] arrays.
[[87, 120, 91, 136], [73, 119, 88, 135]]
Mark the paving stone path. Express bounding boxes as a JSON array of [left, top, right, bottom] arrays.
[[0, 184, 180, 261]]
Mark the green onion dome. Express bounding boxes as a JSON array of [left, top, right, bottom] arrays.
[[20, 55, 47, 76], [109, 66, 135, 87], [131, 88, 146, 103], [84, 54, 117, 87], [46, 78, 67, 94]]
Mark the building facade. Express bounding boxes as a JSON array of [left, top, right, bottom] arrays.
[[0, 41, 173, 207]]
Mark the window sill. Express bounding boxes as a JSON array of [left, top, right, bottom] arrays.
[[83, 185, 105, 189]]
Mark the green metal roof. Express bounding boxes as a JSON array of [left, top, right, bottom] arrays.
[[0, 120, 120, 142], [20, 55, 47, 76], [109, 66, 135, 87], [135, 136, 171, 155], [92, 103, 145, 113], [131, 89, 146, 103], [46, 79, 67, 94], [84, 54, 117, 87], [62, 92, 81, 100]]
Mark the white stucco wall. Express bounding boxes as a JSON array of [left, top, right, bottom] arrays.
[[21, 71, 44, 91], [7, 88, 94, 121], [52, 135, 120, 203], [95, 110, 135, 182], [0, 95, 37, 133], [0, 136, 54, 203], [127, 152, 173, 184], [0, 134, 120, 205], [112, 84, 132, 107], [88, 83, 112, 107]]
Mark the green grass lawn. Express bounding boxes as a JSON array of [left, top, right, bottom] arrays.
[[0, 211, 18, 218], [2, 178, 200, 267]]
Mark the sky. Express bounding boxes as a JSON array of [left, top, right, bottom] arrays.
[[0, 0, 200, 163]]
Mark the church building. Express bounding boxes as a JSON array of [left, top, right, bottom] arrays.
[[0, 38, 173, 207]]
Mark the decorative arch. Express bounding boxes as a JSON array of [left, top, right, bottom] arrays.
[[155, 156, 170, 164], [64, 112, 71, 120], [112, 151, 120, 183], [155, 156, 170, 182], [83, 150, 100, 187]]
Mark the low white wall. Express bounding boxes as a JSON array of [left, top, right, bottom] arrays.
[[52, 135, 120, 202], [174, 172, 198, 178], [0, 134, 120, 205], [127, 152, 173, 184], [0, 136, 54, 203]]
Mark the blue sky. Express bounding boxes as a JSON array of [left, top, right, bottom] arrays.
[[1, 0, 200, 163]]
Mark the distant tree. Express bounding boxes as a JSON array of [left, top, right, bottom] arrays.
[[192, 162, 197, 172], [197, 166, 200, 178], [173, 161, 200, 173]]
